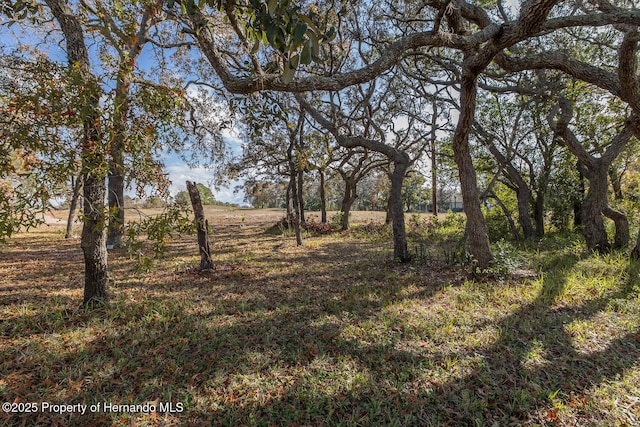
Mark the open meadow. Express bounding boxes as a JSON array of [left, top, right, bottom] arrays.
[[1, 208, 639, 426]]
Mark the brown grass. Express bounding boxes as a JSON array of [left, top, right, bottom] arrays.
[[0, 209, 638, 426]]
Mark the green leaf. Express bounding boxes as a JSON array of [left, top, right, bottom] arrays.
[[298, 14, 319, 34], [250, 40, 260, 54], [268, 0, 278, 15], [289, 54, 299, 69], [309, 31, 320, 58], [300, 40, 312, 65], [282, 65, 295, 84], [293, 22, 307, 44], [266, 24, 277, 44], [167, 0, 175, 8]]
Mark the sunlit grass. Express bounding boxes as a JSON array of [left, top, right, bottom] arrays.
[[0, 211, 638, 426]]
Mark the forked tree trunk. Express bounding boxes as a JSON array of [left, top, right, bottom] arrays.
[[340, 177, 357, 231], [552, 99, 637, 252], [65, 172, 83, 239], [603, 206, 629, 249], [186, 181, 214, 270], [46, 0, 109, 307]]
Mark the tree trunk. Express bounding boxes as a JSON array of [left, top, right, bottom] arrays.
[[385, 196, 392, 224], [581, 167, 610, 252], [340, 178, 357, 231], [431, 145, 438, 215], [289, 172, 303, 245], [65, 172, 83, 239], [603, 206, 629, 249], [609, 167, 623, 200], [534, 190, 545, 237], [516, 186, 535, 239], [107, 153, 125, 249], [297, 169, 305, 225], [285, 179, 292, 228], [81, 166, 109, 307], [389, 159, 411, 262], [631, 232, 640, 261], [319, 169, 327, 224], [574, 162, 585, 229], [46, 0, 109, 307], [454, 72, 492, 269], [186, 181, 214, 270], [106, 70, 129, 249], [430, 100, 438, 216], [106, 12, 147, 249]]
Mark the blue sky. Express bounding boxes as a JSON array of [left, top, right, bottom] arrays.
[[1, 14, 247, 205]]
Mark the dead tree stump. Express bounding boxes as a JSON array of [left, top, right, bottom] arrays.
[[186, 181, 214, 271]]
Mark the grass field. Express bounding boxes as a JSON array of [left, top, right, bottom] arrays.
[[1, 207, 639, 426]]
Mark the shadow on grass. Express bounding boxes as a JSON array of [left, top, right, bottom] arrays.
[[1, 235, 639, 426]]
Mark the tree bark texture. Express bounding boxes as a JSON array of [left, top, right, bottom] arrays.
[[65, 172, 83, 239], [389, 160, 411, 262], [534, 190, 545, 237], [319, 169, 327, 223], [454, 72, 493, 269], [431, 142, 438, 216], [431, 100, 439, 216], [186, 181, 214, 270], [340, 174, 357, 231], [603, 206, 629, 249], [106, 7, 152, 249], [46, 0, 109, 307], [297, 169, 305, 225], [288, 172, 303, 246], [581, 167, 611, 252], [631, 232, 640, 261], [516, 186, 535, 239], [552, 98, 638, 252], [287, 134, 303, 246]]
